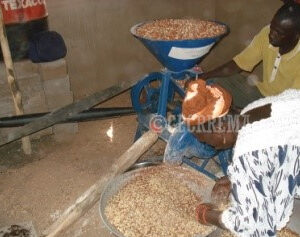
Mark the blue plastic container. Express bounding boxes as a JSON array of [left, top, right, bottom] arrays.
[[131, 20, 228, 72]]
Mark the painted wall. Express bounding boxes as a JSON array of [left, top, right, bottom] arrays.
[[46, 0, 284, 98], [46, 0, 216, 99]]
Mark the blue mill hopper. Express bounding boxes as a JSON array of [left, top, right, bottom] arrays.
[[130, 21, 227, 72], [130, 20, 228, 117], [130, 20, 231, 180]]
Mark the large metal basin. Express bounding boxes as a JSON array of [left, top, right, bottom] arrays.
[[99, 165, 216, 237]]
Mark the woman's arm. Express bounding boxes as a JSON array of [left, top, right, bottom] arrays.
[[211, 176, 231, 205], [243, 103, 271, 124], [196, 203, 226, 229]]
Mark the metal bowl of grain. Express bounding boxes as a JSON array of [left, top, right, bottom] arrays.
[[125, 157, 163, 172], [99, 165, 216, 237]]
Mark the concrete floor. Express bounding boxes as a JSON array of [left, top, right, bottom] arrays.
[[0, 91, 166, 237], [0, 90, 299, 237]]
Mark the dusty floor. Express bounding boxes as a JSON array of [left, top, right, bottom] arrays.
[[0, 91, 166, 237], [0, 90, 299, 237]]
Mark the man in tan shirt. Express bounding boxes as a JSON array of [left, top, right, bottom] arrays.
[[194, 3, 300, 108]]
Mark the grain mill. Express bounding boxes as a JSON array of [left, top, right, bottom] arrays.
[[130, 19, 232, 179]]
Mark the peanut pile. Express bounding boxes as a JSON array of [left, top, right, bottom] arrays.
[[135, 19, 227, 40], [104, 165, 214, 237]]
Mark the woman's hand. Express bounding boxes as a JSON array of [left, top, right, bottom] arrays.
[[211, 176, 231, 205], [196, 203, 226, 229], [196, 203, 215, 225]]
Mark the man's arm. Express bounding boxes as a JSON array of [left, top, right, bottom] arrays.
[[199, 26, 268, 81], [201, 60, 242, 80]]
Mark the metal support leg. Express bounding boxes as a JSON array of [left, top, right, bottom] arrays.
[[157, 73, 171, 117], [170, 80, 185, 98], [182, 157, 217, 180]]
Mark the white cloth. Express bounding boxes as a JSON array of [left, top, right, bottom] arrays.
[[235, 89, 300, 158], [221, 89, 300, 237]]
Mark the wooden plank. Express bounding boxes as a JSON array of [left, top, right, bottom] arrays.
[[42, 130, 158, 237], [0, 9, 32, 154], [0, 80, 136, 147]]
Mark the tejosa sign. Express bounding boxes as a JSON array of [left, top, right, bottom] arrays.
[[0, 0, 47, 24]]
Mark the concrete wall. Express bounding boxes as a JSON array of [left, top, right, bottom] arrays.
[[203, 0, 283, 78], [45, 0, 285, 98], [46, 0, 216, 99], [0, 59, 77, 139]]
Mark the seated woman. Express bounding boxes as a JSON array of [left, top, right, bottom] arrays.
[[194, 89, 300, 236]]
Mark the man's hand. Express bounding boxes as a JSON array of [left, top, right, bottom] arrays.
[[211, 176, 231, 205], [184, 77, 196, 90], [183, 65, 205, 89], [184, 76, 209, 89]]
